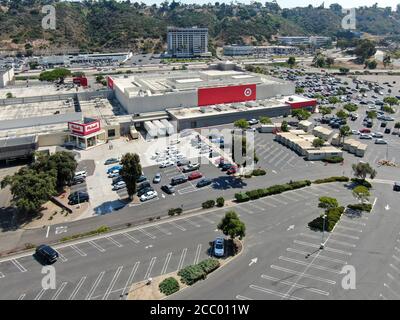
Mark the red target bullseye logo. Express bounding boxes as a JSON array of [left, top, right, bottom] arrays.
[[244, 88, 252, 97]]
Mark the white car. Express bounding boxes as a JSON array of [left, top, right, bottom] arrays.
[[248, 119, 259, 125], [359, 134, 373, 139], [108, 170, 120, 178], [351, 130, 360, 135], [159, 160, 174, 168], [372, 132, 384, 138], [112, 181, 126, 191], [375, 139, 387, 144], [140, 190, 158, 202]]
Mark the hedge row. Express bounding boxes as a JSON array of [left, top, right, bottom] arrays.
[[252, 169, 267, 176], [323, 156, 344, 163], [202, 200, 215, 209], [313, 176, 349, 184], [178, 258, 221, 285], [60, 226, 110, 242], [159, 277, 180, 296], [235, 180, 311, 202], [308, 206, 345, 232], [351, 178, 372, 189], [168, 208, 183, 216], [347, 203, 372, 212]]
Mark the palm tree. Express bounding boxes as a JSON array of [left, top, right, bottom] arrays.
[[339, 125, 351, 145]]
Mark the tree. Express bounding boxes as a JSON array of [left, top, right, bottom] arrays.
[[292, 109, 311, 120], [259, 116, 272, 124], [5, 92, 13, 99], [343, 103, 358, 113], [120, 153, 142, 199], [336, 109, 348, 120], [367, 110, 377, 123], [383, 54, 391, 68], [39, 68, 71, 83], [1, 168, 57, 215], [367, 60, 377, 70], [339, 125, 351, 144], [217, 211, 246, 240], [312, 138, 325, 148], [354, 40, 376, 63], [339, 67, 350, 74], [319, 106, 331, 116], [383, 97, 399, 106], [326, 57, 335, 67], [287, 56, 296, 68], [395, 122, 400, 133], [233, 119, 249, 130], [32, 152, 78, 189], [352, 185, 370, 204], [318, 196, 339, 210], [281, 120, 289, 132], [295, 87, 304, 94], [352, 162, 377, 181]]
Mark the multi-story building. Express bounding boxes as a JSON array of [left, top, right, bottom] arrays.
[[0, 66, 14, 88], [166, 27, 210, 58], [223, 45, 299, 56], [277, 36, 331, 47]]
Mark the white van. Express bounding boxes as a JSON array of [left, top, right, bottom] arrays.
[[74, 171, 87, 178]]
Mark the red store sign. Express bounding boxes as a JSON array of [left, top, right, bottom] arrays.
[[68, 120, 101, 136], [198, 84, 257, 107]]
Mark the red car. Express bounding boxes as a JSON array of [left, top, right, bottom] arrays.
[[188, 171, 203, 180], [227, 166, 237, 175], [359, 128, 371, 133]]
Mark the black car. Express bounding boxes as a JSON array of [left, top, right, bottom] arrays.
[[68, 191, 88, 200], [221, 163, 233, 171], [35, 245, 59, 264], [137, 181, 151, 191], [394, 182, 400, 191], [137, 186, 154, 197], [70, 175, 85, 185], [161, 184, 176, 194], [136, 175, 147, 183], [171, 176, 188, 186], [112, 176, 124, 185], [177, 159, 190, 167], [196, 178, 212, 188], [182, 163, 200, 173], [381, 122, 387, 128], [68, 192, 89, 205], [385, 128, 391, 134]]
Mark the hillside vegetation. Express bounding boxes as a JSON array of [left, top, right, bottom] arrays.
[[0, 1, 399, 53]]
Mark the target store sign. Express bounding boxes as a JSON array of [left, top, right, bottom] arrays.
[[68, 120, 101, 136], [198, 84, 256, 106]]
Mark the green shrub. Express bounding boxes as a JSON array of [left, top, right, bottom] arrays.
[[235, 192, 250, 202], [347, 203, 372, 212], [351, 178, 372, 189], [308, 206, 344, 232], [202, 200, 215, 209], [168, 208, 183, 216], [246, 189, 260, 200], [252, 168, 267, 176], [198, 258, 220, 274], [289, 180, 311, 189], [313, 176, 349, 184], [178, 265, 206, 285], [159, 277, 180, 296], [216, 197, 225, 207], [323, 156, 344, 163]]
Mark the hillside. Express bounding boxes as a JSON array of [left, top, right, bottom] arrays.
[[0, 1, 400, 54]]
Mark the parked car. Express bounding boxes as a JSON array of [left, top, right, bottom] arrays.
[[196, 178, 212, 188], [213, 237, 225, 257], [372, 132, 384, 138], [140, 190, 158, 202], [359, 128, 371, 134], [182, 163, 200, 173], [227, 166, 237, 175], [159, 160, 174, 168], [381, 122, 387, 128], [177, 159, 190, 167], [136, 175, 147, 183], [161, 184, 175, 194], [68, 191, 88, 200], [153, 173, 161, 183], [70, 175, 85, 185], [171, 176, 188, 186], [112, 181, 126, 190], [359, 134, 372, 139], [248, 119, 259, 125], [221, 163, 234, 171], [35, 245, 59, 264], [188, 171, 202, 180], [137, 181, 150, 191], [393, 182, 400, 192], [106, 166, 122, 174], [137, 186, 154, 197], [68, 192, 89, 205], [384, 128, 391, 134], [74, 170, 87, 178], [104, 158, 119, 165], [375, 139, 387, 145], [108, 170, 120, 178]]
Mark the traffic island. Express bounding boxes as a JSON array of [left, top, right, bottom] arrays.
[[127, 239, 243, 300]]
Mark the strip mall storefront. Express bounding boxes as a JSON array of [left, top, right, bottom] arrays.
[[67, 120, 106, 150]]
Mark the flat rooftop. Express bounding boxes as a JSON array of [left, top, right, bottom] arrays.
[[0, 99, 75, 121]]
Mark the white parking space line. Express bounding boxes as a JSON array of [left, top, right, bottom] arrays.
[[161, 253, 172, 275], [153, 224, 172, 235], [89, 241, 106, 253], [144, 257, 157, 280], [71, 245, 87, 257], [248, 203, 266, 212], [34, 288, 46, 300], [183, 218, 201, 228], [120, 262, 140, 300], [194, 244, 202, 265], [177, 248, 188, 271], [261, 275, 329, 296], [123, 233, 140, 244], [18, 294, 25, 300], [392, 255, 400, 263], [387, 273, 400, 288], [384, 283, 400, 299], [86, 271, 105, 300], [390, 264, 400, 274], [285, 190, 308, 199], [274, 153, 291, 166], [168, 221, 186, 232], [278, 256, 341, 274], [335, 225, 363, 233], [237, 205, 254, 214], [270, 265, 336, 285], [249, 284, 303, 300], [286, 248, 347, 264], [138, 228, 157, 239], [331, 232, 360, 240], [258, 198, 277, 208], [279, 193, 299, 202], [269, 196, 288, 205], [340, 219, 366, 226], [52, 282, 68, 300], [300, 233, 356, 248], [316, 184, 342, 193], [58, 252, 68, 262], [300, 188, 320, 197], [236, 295, 253, 300], [196, 214, 215, 224], [103, 266, 123, 300], [11, 259, 27, 272], [69, 276, 87, 300], [178, 186, 197, 195], [268, 150, 285, 164], [293, 240, 352, 256]]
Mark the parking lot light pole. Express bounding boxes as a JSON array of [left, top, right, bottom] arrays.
[[320, 214, 327, 250]]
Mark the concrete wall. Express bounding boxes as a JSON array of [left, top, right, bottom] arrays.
[[38, 131, 68, 147], [0, 68, 14, 88], [256, 82, 295, 99], [174, 105, 291, 131]]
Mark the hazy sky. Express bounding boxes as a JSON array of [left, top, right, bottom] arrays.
[[141, 0, 398, 9]]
